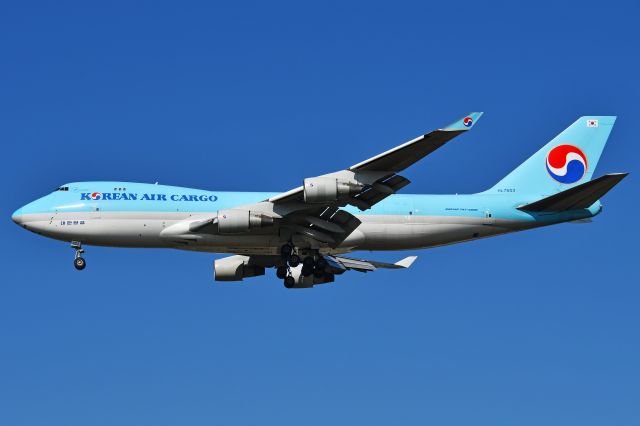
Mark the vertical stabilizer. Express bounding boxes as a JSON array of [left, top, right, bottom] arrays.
[[485, 116, 616, 195]]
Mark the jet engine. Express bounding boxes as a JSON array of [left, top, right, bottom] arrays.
[[216, 209, 274, 234], [214, 255, 265, 281], [303, 177, 363, 204]]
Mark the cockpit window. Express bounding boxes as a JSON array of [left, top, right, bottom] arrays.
[[55, 186, 69, 191]]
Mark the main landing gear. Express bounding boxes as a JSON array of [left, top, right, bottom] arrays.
[[279, 243, 329, 288], [277, 266, 296, 288], [281, 244, 299, 266], [280, 244, 294, 287], [283, 276, 295, 289], [71, 241, 86, 270]]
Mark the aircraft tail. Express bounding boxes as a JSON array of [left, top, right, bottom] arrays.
[[485, 116, 616, 195]]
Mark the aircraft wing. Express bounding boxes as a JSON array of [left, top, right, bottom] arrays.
[[162, 113, 483, 249], [246, 112, 484, 248], [269, 112, 483, 207]]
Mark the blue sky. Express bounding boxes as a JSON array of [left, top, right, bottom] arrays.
[[1, 1, 639, 425]]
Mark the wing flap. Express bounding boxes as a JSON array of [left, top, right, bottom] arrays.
[[281, 207, 362, 248], [314, 208, 362, 248], [350, 175, 411, 210]]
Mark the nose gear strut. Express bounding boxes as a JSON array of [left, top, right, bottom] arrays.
[[71, 241, 86, 270]]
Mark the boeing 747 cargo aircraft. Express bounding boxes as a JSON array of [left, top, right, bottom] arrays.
[[12, 114, 627, 288]]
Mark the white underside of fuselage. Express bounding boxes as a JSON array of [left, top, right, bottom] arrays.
[[15, 211, 536, 255]]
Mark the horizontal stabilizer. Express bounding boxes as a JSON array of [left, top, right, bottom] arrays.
[[394, 256, 418, 268], [518, 173, 628, 212]]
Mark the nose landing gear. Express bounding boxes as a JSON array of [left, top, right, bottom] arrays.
[[71, 241, 86, 270]]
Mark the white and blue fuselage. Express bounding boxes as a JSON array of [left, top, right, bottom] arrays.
[[11, 181, 600, 255]]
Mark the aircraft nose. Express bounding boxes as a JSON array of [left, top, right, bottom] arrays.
[[11, 207, 23, 225]]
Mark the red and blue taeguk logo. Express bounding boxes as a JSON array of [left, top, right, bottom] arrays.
[[463, 116, 473, 127], [546, 144, 588, 184], [90, 192, 102, 200]]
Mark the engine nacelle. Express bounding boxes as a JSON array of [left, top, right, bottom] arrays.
[[303, 177, 363, 204], [216, 209, 274, 234], [214, 256, 265, 281]]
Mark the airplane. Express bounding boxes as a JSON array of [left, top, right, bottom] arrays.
[[11, 113, 627, 288]]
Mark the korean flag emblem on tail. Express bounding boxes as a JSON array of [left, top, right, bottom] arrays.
[[587, 119, 599, 128]]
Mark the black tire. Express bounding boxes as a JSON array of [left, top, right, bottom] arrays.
[[284, 276, 295, 288], [276, 266, 287, 279], [302, 256, 315, 268], [301, 265, 313, 277], [74, 257, 86, 270], [313, 268, 324, 279], [288, 254, 301, 267]]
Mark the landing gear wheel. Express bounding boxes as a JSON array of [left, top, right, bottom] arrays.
[[301, 265, 314, 277], [288, 254, 301, 267], [276, 266, 287, 279], [74, 257, 86, 270], [303, 257, 315, 268], [71, 241, 85, 270], [284, 276, 295, 288]]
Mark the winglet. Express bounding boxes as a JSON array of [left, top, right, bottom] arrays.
[[395, 256, 417, 268], [443, 112, 484, 131]]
